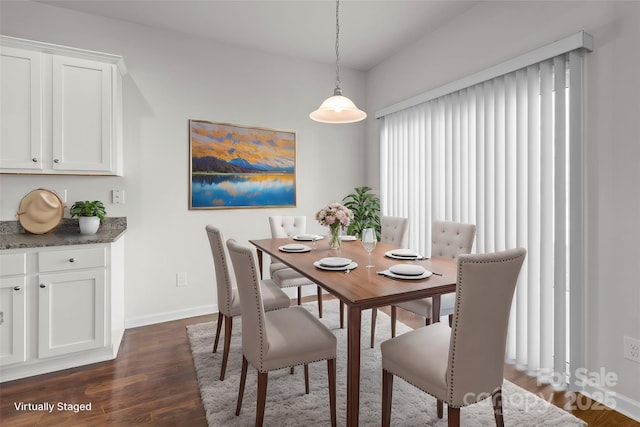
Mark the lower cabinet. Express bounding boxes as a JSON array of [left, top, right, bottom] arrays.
[[0, 276, 27, 366], [0, 239, 124, 382], [38, 269, 106, 358]]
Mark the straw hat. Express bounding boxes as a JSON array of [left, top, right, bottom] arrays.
[[17, 189, 64, 234]]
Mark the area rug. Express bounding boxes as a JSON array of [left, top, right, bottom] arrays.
[[187, 300, 585, 426]]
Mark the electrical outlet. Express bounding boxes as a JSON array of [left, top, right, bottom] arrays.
[[112, 189, 125, 204], [623, 336, 640, 363], [176, 272, 188, 287]]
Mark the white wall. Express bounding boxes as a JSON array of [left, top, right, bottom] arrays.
[[366, 0, 640, 417], [3, 0, 638, 418], [0, 1, 366, 325]]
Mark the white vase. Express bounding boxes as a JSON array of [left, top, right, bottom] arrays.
[[79, 216, 100, 235]]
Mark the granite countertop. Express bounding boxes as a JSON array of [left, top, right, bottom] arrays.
[[0, 217, 127, 250]]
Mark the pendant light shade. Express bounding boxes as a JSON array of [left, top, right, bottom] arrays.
[[310, 0, 366, 124], [310, 88, 367, 124]]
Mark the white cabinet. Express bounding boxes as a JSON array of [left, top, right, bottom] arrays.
[[0, 240, 125, 382], [0, 252, 27, 367], [0, 35, 125, 175], [0, 276, 27, 366], [38, 247, 107, 358], [0, 47, 42, 171]]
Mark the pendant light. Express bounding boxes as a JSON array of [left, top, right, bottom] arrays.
[[310, 0, 367, 123]]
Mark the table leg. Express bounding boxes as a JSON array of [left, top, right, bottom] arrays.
[[346, 306, 361, 426], [256, 249, 263, 279], [432, 295, 441, 323]]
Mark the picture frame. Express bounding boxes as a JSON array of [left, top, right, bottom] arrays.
[[189, 120, 296, 209]]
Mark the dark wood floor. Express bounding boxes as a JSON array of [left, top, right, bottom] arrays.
[[1, 296, 638, 426]]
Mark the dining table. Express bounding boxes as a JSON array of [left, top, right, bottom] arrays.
[[250, 236, 458, 426]]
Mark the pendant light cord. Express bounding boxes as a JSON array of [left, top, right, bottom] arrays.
[[334, 0, 341, 91], [309, 0, 366, 122]]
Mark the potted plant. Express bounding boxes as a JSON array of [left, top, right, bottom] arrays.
[[70, 200, 106, 235], [342, 186, 381, 239]]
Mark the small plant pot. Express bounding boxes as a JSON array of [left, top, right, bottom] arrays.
[[79, 216, 100, 235]]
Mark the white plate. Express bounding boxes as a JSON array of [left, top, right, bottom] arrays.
[[340, 235, 357, 241], [293, 234, 323, 241], [319, 257, 352, 267], [389, 264, 426, 276], [378, 269, 432, 280], [385, 250, 422, 260], [314, 261, 358, 271], [279, 244, 311, 253]]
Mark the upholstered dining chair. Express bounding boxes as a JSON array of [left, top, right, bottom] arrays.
[[380, 215, 410, 247], [369, 216, 410, 347], [381, 248, 526, 427], [268, 215, 324, 317], [390, 220, 476, 337], [205, 225, 290, 381], [226, 239, 337, 427]]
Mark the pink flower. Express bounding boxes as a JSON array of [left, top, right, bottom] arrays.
[[316, 203, 353, 228]]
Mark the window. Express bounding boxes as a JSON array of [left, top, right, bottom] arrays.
[[377, 33, 592, 389]]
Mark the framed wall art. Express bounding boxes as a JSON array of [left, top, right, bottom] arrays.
[[189, 120, 296, 209]]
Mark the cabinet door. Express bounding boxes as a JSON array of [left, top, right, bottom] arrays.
[[0, 277, 27, 366], [0, 47, 43, 171], [52, 56, 114, 173], [38, 269, 106, 358]]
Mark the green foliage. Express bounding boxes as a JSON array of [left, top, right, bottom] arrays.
[[70, 200, 106, 221], [342, 186, 381, 239]]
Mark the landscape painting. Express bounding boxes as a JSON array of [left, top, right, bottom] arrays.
[[189, 120, 296, 209]]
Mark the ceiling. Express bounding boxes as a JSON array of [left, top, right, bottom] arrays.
[[38, 0, 477, 71]]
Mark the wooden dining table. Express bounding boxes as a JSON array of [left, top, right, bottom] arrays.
[[250, 236, 458, 426]]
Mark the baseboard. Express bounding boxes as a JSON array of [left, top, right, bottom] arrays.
[[123, 286, 321, 329], [1, 347, 117, 383], [125, 304, 217, 329], [582, 382, 640, 422]]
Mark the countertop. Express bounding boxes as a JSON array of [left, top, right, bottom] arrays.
[[0, 217, 127, 250]]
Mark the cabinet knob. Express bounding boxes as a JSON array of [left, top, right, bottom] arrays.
[[40, 284, 46, 288], [32, 157, 38, 163], [69, 258, 75, 263], [13, 286, 21, 291], [54, 158, 60, 163]]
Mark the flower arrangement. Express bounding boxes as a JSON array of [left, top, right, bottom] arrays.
[[316, 203, 353, 249]]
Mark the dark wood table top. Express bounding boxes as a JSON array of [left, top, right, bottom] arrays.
[[250, 237, 457, 310]]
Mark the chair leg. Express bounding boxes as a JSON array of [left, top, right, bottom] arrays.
[[437, 400, 443, 418], [317, 286, 323, 318], [339, 301, 344, 328], [425, 317, 431, 326], [220, 315, 233, 381], [297, 287, 302, 305], [382, 369, 394, 427], [370, 308, 377, 348], [448, 314, 453, 327], [235, 356, 248, 416], [213, 312, 224, 353], [390, 306, 397, 338], [492, 387, 504, 427], [328, 359, 336, 427], [447, 406, 460, 427], [256, 371, 269, 427], [304, 364, 310, 394]]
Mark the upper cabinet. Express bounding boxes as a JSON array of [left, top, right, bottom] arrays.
[[0, 36, 125, 176]]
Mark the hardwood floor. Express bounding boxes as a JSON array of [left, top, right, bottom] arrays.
[[1, 296, 638, 426]]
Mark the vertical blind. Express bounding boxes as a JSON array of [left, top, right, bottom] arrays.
[[379, 44, 589, 387]]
